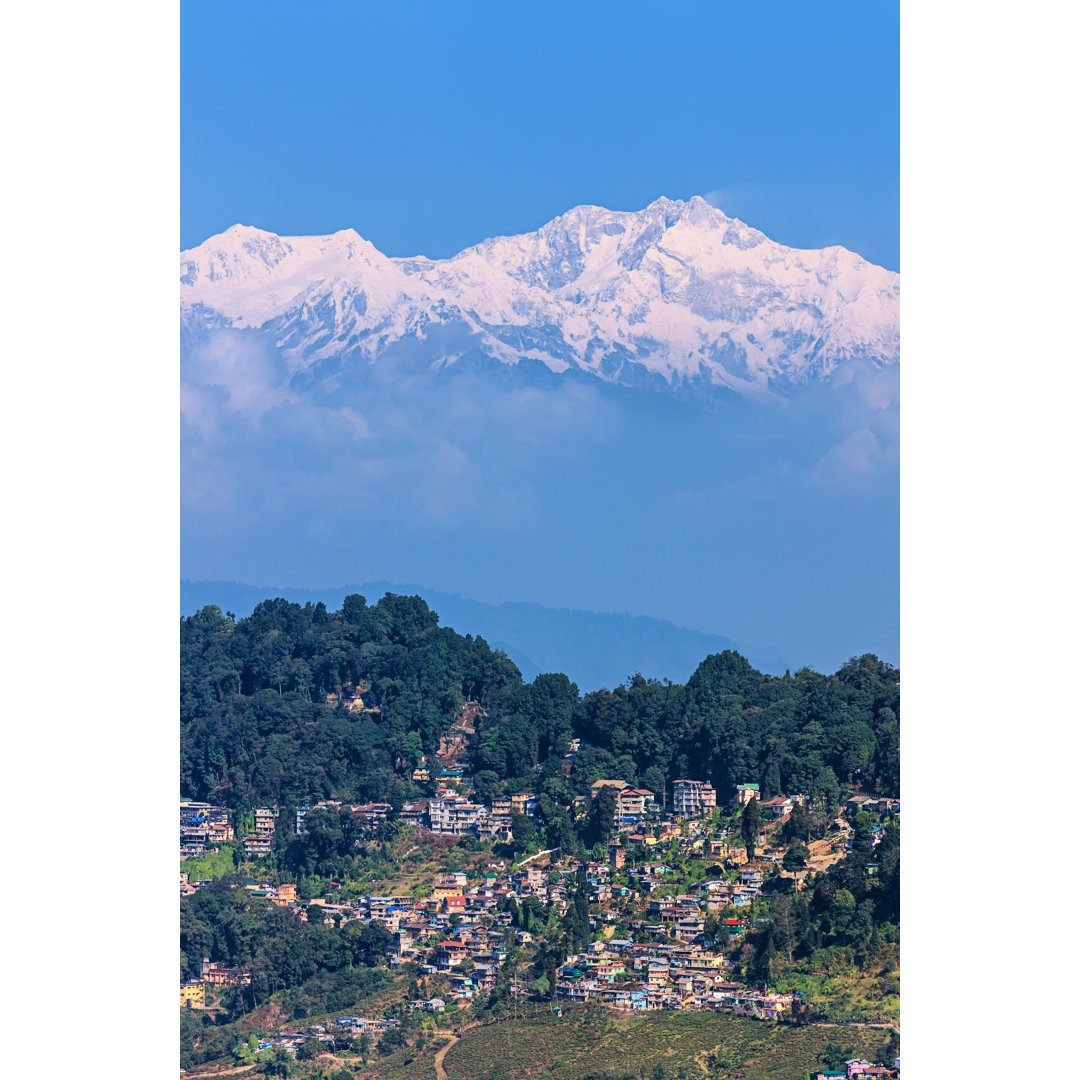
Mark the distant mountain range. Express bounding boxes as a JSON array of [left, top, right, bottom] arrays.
[[179, 198, 898, 675], [181, 196, 898, 395], [180, 580, 790, 690]]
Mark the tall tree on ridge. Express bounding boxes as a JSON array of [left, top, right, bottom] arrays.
[[741, 796, 761, 861]]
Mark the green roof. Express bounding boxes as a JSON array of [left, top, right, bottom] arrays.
[[737, 783, 759, 790]]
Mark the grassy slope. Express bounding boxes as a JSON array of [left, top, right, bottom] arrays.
[[771, 944, 900, 1024], [358, 844, 499, 897], [182, 844, 241, 880]]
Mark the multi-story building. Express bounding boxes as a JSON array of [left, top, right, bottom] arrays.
[[707, 839, 744, 860], [368, 896, 412, 922], [675, 915, 706, 942], [296, 800, 342, 836], [274, 883, 298, 906], [400, 801, 428, 827], [353, 802, 393, 824], [616, 788, 656, 819], [476, 813, 513, 842], [430, 879, 463, 900], [429, 795, 486, 835], [201, 957, 252, 987], [735, 783, 760, 807], [208, 819, 233, 846], [428, 796, 454, 833], [671, 780, 717, 818], [180, 801, 228, 829], [254, 806, 278, 837], [243, 834, 273, 858]]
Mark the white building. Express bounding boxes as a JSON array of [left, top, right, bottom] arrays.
[[671, 780, 716, 818]]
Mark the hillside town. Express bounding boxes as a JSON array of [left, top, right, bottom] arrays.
[[181, 749, 898, 1075]]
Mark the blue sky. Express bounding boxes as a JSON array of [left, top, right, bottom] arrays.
[[182, 0, 899, 269], [181, 1, 900, 673]]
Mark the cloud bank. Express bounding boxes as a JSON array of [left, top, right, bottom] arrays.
[[181, 328, 898, 672]]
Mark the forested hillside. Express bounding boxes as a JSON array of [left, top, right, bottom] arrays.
[[181, 594, 899, 812]]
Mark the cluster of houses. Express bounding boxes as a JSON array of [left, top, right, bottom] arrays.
[[180, 847, 779, 1015], [180, 799, 400, 862], [846, 794, 899, 818], [552, 937, 793, 1015], [402, 776, 717, 842], [181, 871, 298, 905], [182, 759, 899, 868], [297, 800, 395, 834], [179, 801, 232, 859], [814, 1060, 899, 1080], [180, 957, 254, 1006], [179, 802, 281, 861], [242, 1016, 401, 1057], [181, 770, 900, 1061], [182, 774, 721, 861]]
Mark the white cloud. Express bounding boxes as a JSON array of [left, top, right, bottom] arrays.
[[336, 406, 376, 441], [181, 330, 294, 425], [810, 427, 899, 487]]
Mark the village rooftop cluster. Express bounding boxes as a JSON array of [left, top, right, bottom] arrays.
[[182, 751, 897, 1076]]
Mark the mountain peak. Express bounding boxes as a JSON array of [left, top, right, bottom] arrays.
[[639, 193, 731, 226], [223, 222, 269, 236], [181, 199, 899, 391]]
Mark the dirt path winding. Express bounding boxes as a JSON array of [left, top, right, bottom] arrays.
[[432, 1033, 459, 1080], [184, 1064, 256, 1079]]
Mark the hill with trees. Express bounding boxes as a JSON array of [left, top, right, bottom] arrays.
[[181, 593, 899, 814]]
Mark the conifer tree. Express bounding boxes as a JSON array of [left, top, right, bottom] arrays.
[[741, 797, 761, 860]]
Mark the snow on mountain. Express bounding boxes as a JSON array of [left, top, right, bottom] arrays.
[[180, 196, 899, 393]]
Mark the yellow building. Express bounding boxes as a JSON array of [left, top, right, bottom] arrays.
[[274, 883, 298, 905], [180, 982, 205, 1008], [707, 841, 747, 864], [683, 953, 725, 971], [431, 883, 463, 900]]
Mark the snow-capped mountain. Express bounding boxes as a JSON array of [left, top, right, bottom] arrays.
[[180, 196, 899, 393]]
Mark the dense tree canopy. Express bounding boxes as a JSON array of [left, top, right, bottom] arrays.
[[182, 595, 900, 812], [180, 876, 391, 1016]]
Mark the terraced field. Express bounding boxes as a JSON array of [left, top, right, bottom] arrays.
[[440, 1009, 606, 1080], [433, 1009, 889, 1080], [364, 1045, 441, 1080], [345, 1035, 450, 1080]]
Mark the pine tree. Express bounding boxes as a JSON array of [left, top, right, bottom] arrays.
[[741, 797, 761, 860]]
